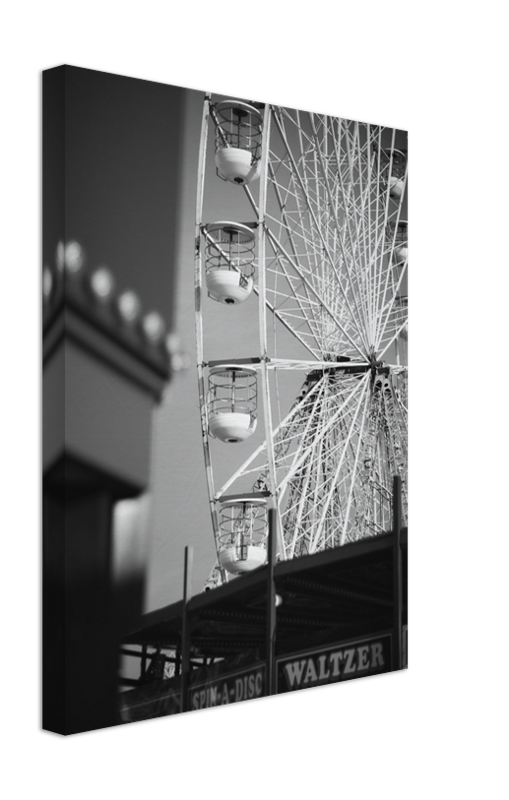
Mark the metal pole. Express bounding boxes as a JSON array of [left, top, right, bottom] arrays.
[[265, 508, 277, 696], [140, 644, 147, 681], [180, 545, 193, 712], [392, 475, 403, 671]]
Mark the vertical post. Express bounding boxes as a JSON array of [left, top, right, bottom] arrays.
[[392, 475, 403, 671], [140, 644, 147, 681], [180, 545, 193, 712], [265, 508, 277, 696], [195, 95, 222, 563]]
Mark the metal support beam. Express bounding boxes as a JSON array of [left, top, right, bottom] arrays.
[[265, 508, 277, 696], [180, 546, 193, 712], [392, 475, 403, 670], [140, 644, 147, 680]]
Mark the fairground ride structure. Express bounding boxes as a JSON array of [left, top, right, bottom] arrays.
[[194, 96, 408, 589]]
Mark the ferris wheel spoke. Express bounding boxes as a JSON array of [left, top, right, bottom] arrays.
[[339, 382, 372, 545], [261, 289, 321, 357], [308, 113, 371, 350], [264, 221, 367, 360], [371, 128, 408, 344], [265, 242, 325, 353], [344, 124, 381, 345], [215, 373, 327, 499], [277, 373, 370, 497], [275, 375, 374, 554], [375, 257, 408, 351], [351, 121, 375, 345], [375, 281, 408, 359], [332, 120, 373, 343], [340, 123, 384, 346], [307, 374, 370, 552], [373, 167, 408, 348], [260, 163, 340, 349], [366, 124, 384, 348], [239, 170, 328, 356], [278, 376, 327, 451], [264, 270, 335, 358], [271, 109, 369, 355], [336, 125, 375, 345]]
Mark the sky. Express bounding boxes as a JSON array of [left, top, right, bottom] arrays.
[[56, 71, 408, 613]]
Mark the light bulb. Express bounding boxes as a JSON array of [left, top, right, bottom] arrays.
[[142, 311, 165, 344], [165, 332, 181, 355], [165, 335, 190, 371], [117, 290, 142, 325], [64, 240, 85, 275], [90, 267, 115, 302], [43, 265, 53, 301], [55, 241, 65, 273]]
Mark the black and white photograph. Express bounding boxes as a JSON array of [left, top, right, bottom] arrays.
[[42, 67, 408, 733]]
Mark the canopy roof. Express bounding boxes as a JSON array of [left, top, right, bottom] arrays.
[[123, 530, 407, 661]]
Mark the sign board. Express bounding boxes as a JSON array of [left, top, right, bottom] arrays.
[[187, 632, 395, 710], [189, 663, 265, 711], [276, 633, 392, 692]]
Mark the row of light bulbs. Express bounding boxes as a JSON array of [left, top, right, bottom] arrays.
[[43, 240, 190, 372]]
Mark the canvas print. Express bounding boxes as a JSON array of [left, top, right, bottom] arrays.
[[42, 67, 407, 734]]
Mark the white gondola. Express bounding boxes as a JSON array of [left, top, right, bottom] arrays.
[[217, 497, 267, 574], [208, 365, 258, 443], [389, 175, 405, 199], [387, 220, 408, 263], [204, 222, 255, 305], [379, 148, 407, 201], [214, 100, 263, 185], [395, 245, 408, 262]]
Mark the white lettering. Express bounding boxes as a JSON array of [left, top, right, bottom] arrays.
[[371, 642, 384, 668], [303, 659, 318, 684], [343, 648, 356, 674], [221, 682, 229, 704], [235, 678, 243, 701], [357, 645, 370, 671], [329, 651, 343, 677], [318, 654, 330, 680], [277, 638, 387, 694], [255, 672, 263, 696], [283, 660, 307, 689]]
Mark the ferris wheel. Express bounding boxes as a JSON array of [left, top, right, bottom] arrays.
[[194, 94, 408, 588]]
